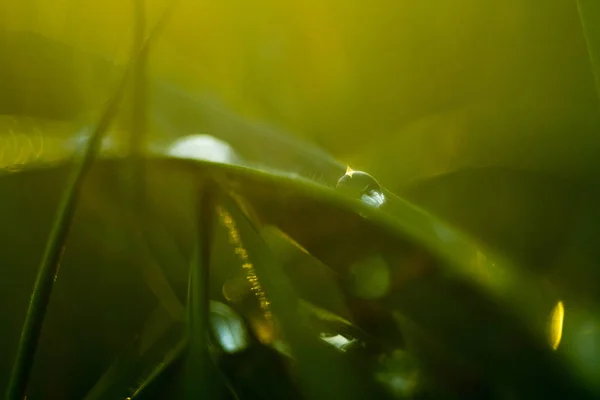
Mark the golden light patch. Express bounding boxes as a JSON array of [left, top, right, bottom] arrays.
[[274, 229, 310, 255], [218, 206, 272, 319], [345, 165, 355, 177], [550, 300, 565, 351], [252, 319, 276, 345]]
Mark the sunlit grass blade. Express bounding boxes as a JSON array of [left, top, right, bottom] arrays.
[[221, 191, 370, 400]]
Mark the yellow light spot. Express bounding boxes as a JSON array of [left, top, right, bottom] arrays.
[[218, 207, 271, 320], [252, 319, 275, 344], [345, 165, 355, 177], [276, 230, 310, 255], [235, 247, 248, 260], [550, 300, 565, 350], [228, 230, 240, 244]]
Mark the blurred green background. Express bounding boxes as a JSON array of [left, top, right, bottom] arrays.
[[1, 0, 599, 186], [1, 0, 600, 272]]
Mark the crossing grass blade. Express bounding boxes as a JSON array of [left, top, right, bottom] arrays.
[[82, 306, 185, 400], [219, 190, 372, 400]]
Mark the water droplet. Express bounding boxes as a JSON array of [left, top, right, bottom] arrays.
[[336, 170, 385, 208], [167, 134, 241, 164]]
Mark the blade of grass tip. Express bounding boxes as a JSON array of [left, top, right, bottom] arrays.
[[221, 192, 369, 400], [184, 179, 218, 399]]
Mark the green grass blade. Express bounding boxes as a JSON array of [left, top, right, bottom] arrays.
[[5, 3, 179, 397], [5, 65, 129, 400], [184, 180, 218, 399]]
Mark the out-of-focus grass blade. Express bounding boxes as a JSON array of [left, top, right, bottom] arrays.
[[127, 217, 187, 321], [577, 0, 600, 102], [82, 306, 185, 400], [131, 0, 148, 158], [184, 180, 219, 399], [220, 191, 370, 400], [127, 0, 149, 213]]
